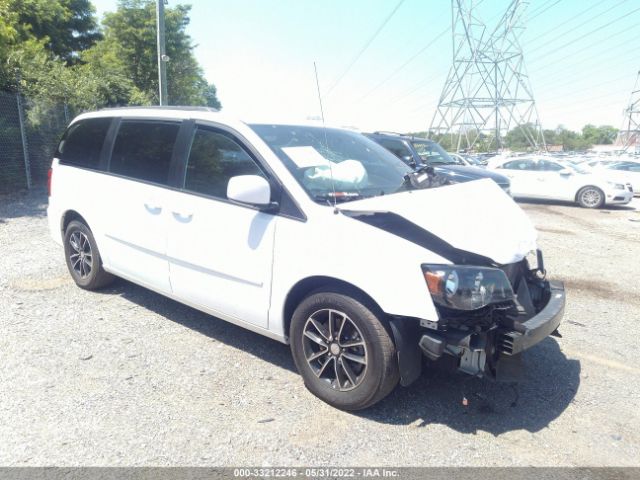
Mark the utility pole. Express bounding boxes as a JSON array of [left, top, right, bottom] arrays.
[[156, 0, 168, 106], [430, 0, 545, 152], [619, 70, 640, 152]]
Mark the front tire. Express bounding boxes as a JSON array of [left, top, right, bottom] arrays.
[[63, 220, 114, 290], [290, 289, 399, 410], [577, 186, 604, 208]]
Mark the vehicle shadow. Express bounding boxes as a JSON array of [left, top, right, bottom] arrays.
[[517, 197, 636, 211], [99, 278, 297, 374], [361, 337, 580, 435], [100, 278, 579, 435]]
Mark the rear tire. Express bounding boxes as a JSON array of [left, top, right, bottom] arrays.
[[290, 289, 399, 410], [63, 220, 114, 290], [577, 186, 604, 209]]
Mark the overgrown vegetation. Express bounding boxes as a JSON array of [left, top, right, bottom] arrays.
[[0, 0, 221, 112]]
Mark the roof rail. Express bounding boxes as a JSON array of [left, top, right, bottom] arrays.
[[372, 131, 404, 136], [98, 105, 220, 113]]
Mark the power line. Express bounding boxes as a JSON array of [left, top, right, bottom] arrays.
[[531, 5, 640, 75], [392, 71, 445, 104], [529, 19, 638, 68], [528, 0, 561, 19], [527, 0, 631, 56], [529, 30, 640, 92], [525, 0, 607, 45], [357, 27, 449, 102], [358, 0, 504, 105], [326, 0, 406, 95], [537, 73, 634, 103], [542, 89, 629, 114]]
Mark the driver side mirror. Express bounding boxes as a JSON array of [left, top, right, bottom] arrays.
[[402, 155, 418, 169], [227, 175, 276, 209], [559, 168, 573, 176]]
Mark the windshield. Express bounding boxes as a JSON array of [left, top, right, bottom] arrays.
[[250, 124, 413, 204], [411, 140, 454, 165]]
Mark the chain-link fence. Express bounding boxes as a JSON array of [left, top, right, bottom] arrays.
[[0, 90, 73, 194]]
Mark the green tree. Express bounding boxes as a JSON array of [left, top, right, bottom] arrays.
[[582, 124, 618, 145], [7, 0, 101, 63], [203, 83, 222, 109], [504, 123, 539, 151], [101, 0, 221, 107]]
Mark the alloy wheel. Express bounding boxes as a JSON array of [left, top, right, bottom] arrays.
[[581, 188, 602, 207], [302, 308, 368, 392], [68, 231, 93, 278]]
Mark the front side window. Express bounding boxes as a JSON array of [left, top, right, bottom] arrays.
[[411, 141, 452, 165], [109, 121, 180, 185], [501, 159, 537, 171], [56, 117, 112, 169], [250, 124, 411, 203], [184, 127, 266, 199]]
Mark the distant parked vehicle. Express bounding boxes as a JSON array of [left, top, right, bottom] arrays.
[[595, 160, 640, 195], [490, 157, 633, 208], [365, 132, 511, 194], [448, 152, 486, 167]]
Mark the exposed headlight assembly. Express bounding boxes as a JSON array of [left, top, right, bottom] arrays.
[[422, 264, 514, 311]]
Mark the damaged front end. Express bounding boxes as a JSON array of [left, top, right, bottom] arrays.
[[391, 252, 565, 385]]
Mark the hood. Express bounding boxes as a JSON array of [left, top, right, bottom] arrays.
[[434, 165, 510, 185], [342, 179, 537, 265]]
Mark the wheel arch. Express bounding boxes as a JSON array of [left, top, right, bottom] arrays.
[[283, 276, 387, 339], [60, 210, 92, 237]]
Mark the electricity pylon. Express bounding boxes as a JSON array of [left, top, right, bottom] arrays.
[[430, 0, 545, 152], [618, 71, 640, 152]]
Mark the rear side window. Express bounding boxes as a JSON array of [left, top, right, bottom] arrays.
[[184, 127, 266, 199], [613, 162, 640, 172], [376, 138, 413, 160], [109, 121, 180, 185], [57, 118, 112, 169], [538, 160, 564, 171]]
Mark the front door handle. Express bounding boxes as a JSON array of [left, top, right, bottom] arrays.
[[172, 211, 193, 222]]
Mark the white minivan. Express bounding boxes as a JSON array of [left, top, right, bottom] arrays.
[[47, 107, 565, 410]]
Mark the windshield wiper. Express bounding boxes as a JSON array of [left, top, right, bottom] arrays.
[[313, 192, 363, 204]]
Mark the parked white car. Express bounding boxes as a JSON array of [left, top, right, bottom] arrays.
[[590, 160, 640, 195], [47, 107, 565, 410], [490, 157, 633, 208]]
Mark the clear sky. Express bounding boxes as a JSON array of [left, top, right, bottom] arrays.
[[91, 0, 640, 133]]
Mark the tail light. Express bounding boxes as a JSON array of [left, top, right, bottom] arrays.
[[47, 168, 53, 197]]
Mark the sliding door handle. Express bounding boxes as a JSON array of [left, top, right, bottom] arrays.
[[144, 203, 162, 214]]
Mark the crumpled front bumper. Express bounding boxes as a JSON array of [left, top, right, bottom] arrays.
[[411, 278, 566, 382], [500, 280, 565, 356]]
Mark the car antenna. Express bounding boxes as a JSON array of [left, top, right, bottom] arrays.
[[314, 61, 338, 213]]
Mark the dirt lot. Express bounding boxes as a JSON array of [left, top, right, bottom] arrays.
[[1, 190, 639, 466]]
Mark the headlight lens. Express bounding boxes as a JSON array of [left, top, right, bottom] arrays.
[[422, 264, 514, 311], [607, 181, 625, 190]]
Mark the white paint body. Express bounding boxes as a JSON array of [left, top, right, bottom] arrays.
[[489, 157, 633, 206], [48, 108, 539, 344], [590, 164, 640, 196]]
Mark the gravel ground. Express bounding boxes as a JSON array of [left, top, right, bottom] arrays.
[[1, 190, 639, 467]]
